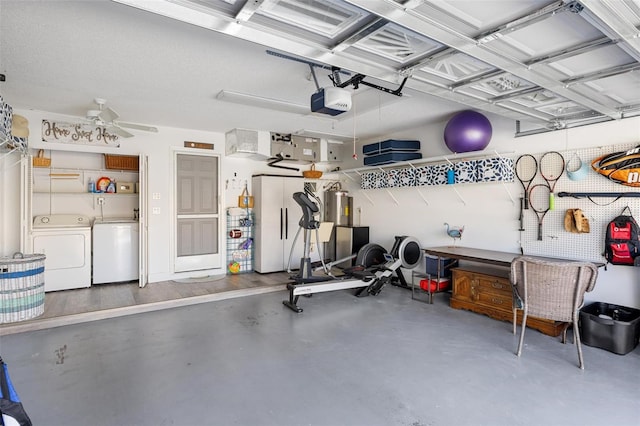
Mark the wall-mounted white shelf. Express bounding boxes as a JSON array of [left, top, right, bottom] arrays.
[[326, 149, 516, 206], [32, 165, 139, 195], [33, 166, 139, 174], [0, 132, 28, 170], [33, 191, 138, 196]]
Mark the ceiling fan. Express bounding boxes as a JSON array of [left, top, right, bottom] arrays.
[[85, 98, 158, 138]]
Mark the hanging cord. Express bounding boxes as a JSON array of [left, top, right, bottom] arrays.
[[48, 158, 53, 215], [352, 99, 357, 160]]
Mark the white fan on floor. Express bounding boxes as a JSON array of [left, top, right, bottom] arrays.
[[86, 98, 158, 138]]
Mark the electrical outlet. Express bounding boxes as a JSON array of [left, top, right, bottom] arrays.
[[97, 197, 105, 205], [152, 207, 161, 215]]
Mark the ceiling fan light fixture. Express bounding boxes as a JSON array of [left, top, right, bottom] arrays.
[[86, 109, 101, 119]]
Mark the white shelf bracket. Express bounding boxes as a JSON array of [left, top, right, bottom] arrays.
[[386, 189, 399, 205], [452, 186, 466, 205], [408, 162, 429, 206], [342, 170, 357, 182], [493, 150, 516, 205], [359, 189, 375, 206], [416, 188, 429, 206]]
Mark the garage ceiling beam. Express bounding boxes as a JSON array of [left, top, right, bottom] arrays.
[[344, 0, 622, 119], [579, 0, 640, 62]]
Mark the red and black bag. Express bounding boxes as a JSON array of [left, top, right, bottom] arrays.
[[603, 206, 640, 266]]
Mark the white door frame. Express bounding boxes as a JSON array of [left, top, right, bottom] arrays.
[[138, 154, 149, 287], [171, 147, 223, 273]]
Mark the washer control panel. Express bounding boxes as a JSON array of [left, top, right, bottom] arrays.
[[33, 214, 92, 228]]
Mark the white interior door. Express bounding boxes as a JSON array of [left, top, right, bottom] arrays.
[[174, 151, 221, 272]]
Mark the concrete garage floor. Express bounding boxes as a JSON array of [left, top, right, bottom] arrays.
[[1, 286, 639, 426]]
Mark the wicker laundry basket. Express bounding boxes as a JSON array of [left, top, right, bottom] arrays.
[[0, 253, 46, 323]]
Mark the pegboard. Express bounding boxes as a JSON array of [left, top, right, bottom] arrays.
[[520, 143, 640, 263]]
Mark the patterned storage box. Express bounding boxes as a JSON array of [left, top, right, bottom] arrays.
[[361, 171, 375, 189], [396, 167, 416, 188], [428, 163, 450, 186], [361, 171, 389, 189], [385, 168, 415, 188], [359, 155, 513, 189], [0, 95, 12, 139], [414, 165, 430, 186], [455, 160, 478, 183], [0, 253, 46, 323], [386, 168, 401, 188], [477, 157, 515, 182]]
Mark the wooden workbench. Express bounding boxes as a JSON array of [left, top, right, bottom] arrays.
[[423, 246, 602, 337]]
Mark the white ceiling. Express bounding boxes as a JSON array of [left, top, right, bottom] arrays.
[[1, 0, 639, 141]]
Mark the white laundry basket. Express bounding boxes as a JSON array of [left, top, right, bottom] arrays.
[[0, 253, 46, 323]]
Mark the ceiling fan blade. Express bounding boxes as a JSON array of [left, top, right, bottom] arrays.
[[99, 106, 119, 123], [116, 121, 158, 133], [109, 124, 134, 138]]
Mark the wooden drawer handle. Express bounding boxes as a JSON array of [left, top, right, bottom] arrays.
[[491, 297, 504, 305], [491, 282, 506, 289]]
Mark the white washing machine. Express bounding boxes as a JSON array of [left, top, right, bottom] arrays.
[[32, 214, 92, 292], [92, 218, 139, 284]]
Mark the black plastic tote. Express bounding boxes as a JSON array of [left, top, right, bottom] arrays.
[[0, 357, 32, 426]]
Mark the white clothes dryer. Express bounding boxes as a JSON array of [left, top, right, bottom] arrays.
[[31, 214, 92, 292]]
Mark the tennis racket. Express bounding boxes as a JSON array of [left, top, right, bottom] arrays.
[[515, 154, 538, 210], [539, 151, 565, 210], [529, 183, 551, 241]]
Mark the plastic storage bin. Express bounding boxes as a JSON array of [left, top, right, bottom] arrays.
[[363, 139, 421, 156], [419, 277, 450, 292], [425, 254, 458, 278], [363, 152, 422, 166], [579, 302, 640, 355]]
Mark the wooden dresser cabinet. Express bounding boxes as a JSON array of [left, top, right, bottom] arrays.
[[450, 265, 565, 337]]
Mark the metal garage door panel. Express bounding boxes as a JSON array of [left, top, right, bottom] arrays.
[[411, 0, 549, 35]]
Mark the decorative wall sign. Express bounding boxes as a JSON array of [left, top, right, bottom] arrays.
[[184, 141, 214, 150], [41, 120, 120, 147]]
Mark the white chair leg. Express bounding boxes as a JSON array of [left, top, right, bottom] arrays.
[[517, 311, 528, 357], [513, 308, 517, 335]]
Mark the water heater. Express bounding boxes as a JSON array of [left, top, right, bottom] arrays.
[[325, 190, 352, 227]]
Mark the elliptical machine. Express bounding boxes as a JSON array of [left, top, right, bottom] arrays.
[[283, 191, 423, 313]]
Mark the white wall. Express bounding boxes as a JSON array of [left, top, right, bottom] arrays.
[[2, 108, 639, 308], [0, 108, 316, 282], [335, 113, 640, 309]]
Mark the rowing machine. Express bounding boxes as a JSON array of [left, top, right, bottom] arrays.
[[283, 191, 422, 313]]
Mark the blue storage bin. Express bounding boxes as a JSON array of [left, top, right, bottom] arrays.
[[425, 254, 458, 278], [363, 152, 422, 166], [363, 139, 421, 156]]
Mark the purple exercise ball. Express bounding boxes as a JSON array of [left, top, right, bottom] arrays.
[[444, 110, 493, 153]]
